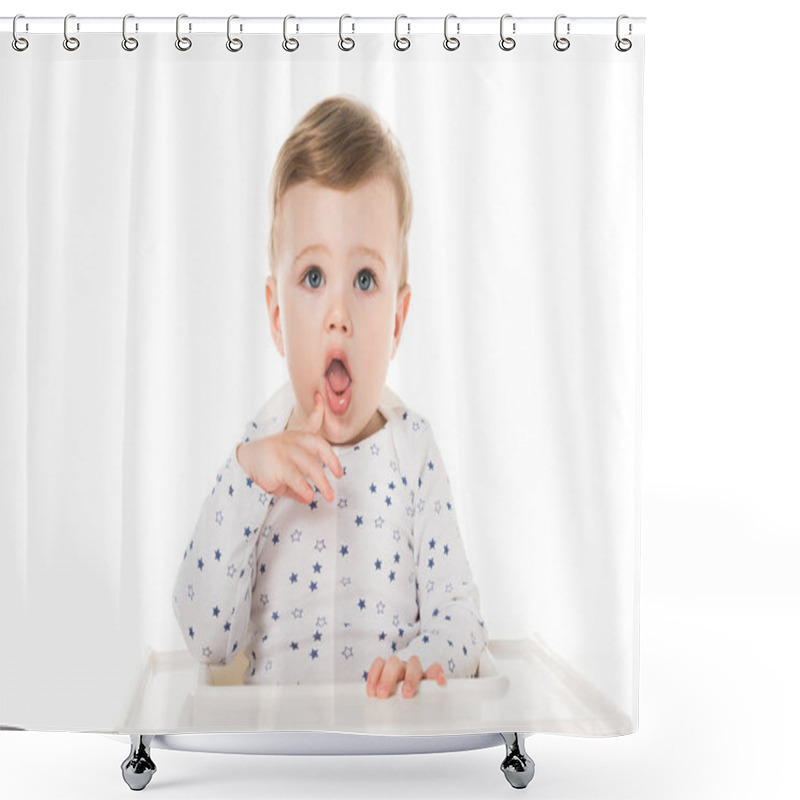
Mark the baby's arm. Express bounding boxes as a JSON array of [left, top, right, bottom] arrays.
[[390, 426, 488, 689], [173, 393, 342, 665], [172, 423, 270, 666]]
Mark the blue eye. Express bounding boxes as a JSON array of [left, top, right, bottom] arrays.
[[303, 267, 323, 289], [356, 269, 376, 292]]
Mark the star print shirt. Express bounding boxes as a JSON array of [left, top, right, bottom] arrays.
[[172, 384, 488, 684]]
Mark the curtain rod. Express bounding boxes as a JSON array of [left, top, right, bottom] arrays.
[[1, 16, 646, 37]]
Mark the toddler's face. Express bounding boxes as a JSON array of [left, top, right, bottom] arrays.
[[267, 176, 411, 446]]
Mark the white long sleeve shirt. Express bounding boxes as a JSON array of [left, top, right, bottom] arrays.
[[173, 384, 487, 685]]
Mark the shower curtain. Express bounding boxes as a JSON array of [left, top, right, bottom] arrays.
[[0, 16, 644, 737]]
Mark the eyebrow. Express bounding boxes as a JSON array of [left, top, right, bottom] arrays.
[[352, 246, 387, 272], [292, 245, 387, 272], [292, 245, 330, 268]]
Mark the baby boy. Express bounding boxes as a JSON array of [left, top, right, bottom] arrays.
[[173, 96, 487, 699]]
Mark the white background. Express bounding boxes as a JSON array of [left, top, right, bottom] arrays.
[[1, 1, 798, 799]]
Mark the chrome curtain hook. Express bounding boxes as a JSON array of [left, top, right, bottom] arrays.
[[63, 13, 80, 51], [615, 14, 632, 51], [443, 14, 460, 51], [122, 14, 139, 52], [553, 14, 570, 52], [338, 14, 355, 51], [394, 14, 410, 51], [12, 14, 29, 52], [499, 13, 516, 51], [226, 15, 243, 52], [283, 15, 299, 52], [175, 14, 192, 51]]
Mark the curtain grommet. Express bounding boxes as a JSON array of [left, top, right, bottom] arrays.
[[63, 13, 80, 52], [12, 14, 29, 51], [443, 14, 460, 51], [394, 15, 411, 51], [121, 14, 139, 52], [175, 14, 192, 51], [553, 14, 570, 52], [499, 14, 516, 51], [283, 15, 299, 52], [338, 15, 355, 51], [226, 15, 243, 52], [615, 15, 632, 51]]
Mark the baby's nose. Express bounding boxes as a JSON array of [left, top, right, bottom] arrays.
[[325, 306, 351, 335]]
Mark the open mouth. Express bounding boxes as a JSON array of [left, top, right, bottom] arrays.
[[324, 353, 352, 416]]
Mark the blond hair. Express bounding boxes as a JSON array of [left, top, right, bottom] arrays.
[[269, 96, 412, 288]]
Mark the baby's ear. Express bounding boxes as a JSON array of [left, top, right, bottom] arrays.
[[265, 277, 285, 356], [392, 284, 412, 357]]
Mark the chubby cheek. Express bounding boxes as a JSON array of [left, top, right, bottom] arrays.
[[358, 309, 395, 391], [367, 321, 395, 374], [282, 306, 324, 391]]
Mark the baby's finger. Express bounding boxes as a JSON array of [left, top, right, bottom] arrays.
[[292, 448, 335, 503], [402, 656, 424, 698], [281, 464, 315, 506], [424, 662, 447, 687], [366, 658, 386, 697], [301, 393, 325, 435], [376, 655, 405, 699], [303, 434, 343, 479]]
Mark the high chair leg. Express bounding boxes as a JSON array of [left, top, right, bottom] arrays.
[[500, 732, 535, 789], [121, 735, 156, 791]]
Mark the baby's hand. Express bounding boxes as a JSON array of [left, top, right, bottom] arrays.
[[366, 655, 447, 699], [236, 393, 343, 505]]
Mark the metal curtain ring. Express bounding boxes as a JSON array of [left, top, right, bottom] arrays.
[[12, 14, 29, 51], [227, 15, 243, 52], [63, 13, 80, 51], [499, 14, 516, 51], [394, 15, 410, 51], [283, 15, 299, 52], [443, 14, 460, 51], [122, 14, 139, 51], [615, 14, 632, 51], [175, 13, 192, 51], [553, 14, 570, 52], [339, 14, 355, 51]]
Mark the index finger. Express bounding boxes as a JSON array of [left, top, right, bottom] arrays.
[[301, 393, 324, 434], [298, 395, 342, 478]]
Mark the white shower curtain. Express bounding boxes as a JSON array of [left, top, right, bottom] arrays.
[[0, 18, 643, 736]]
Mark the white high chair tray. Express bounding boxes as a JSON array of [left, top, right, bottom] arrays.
[[123, 638, 631, 737]]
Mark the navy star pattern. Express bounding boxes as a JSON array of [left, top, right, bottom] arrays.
[[172, 394, 487, 686]]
